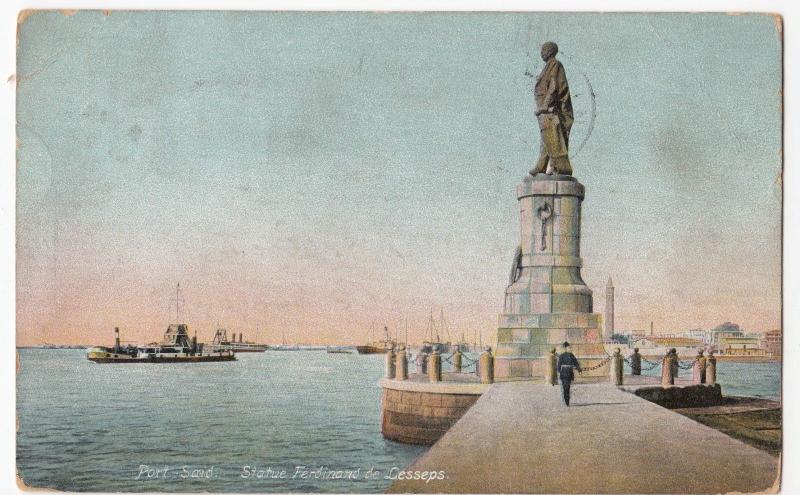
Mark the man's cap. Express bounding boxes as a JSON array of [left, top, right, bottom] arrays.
[[562, 341, 570, 348]]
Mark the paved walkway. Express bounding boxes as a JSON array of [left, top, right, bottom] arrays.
[[388, 382, 779, 494]]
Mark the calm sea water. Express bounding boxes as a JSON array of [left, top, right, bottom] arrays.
[[16, 349, 425, 493], [17, 349, 780, 492]]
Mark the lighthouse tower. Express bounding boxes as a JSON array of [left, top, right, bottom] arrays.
[[604, 277, 614, 340]]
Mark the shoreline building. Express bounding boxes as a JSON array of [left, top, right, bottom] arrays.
[[717, 335, 766, 357], [635, 336, 704, 358], [762, 329, 782, 358], [709, 322, 745, 346]]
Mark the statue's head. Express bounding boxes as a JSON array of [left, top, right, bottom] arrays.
[[540, 41, 559, 61]]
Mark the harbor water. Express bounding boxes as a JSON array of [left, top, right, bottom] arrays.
[[16, 349, 425, 493], [17, 349, 780, 492]]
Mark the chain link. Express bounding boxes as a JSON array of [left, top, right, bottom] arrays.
[[676, 358, 699, 370], [579, 355, 612, 372], [640, 360, 661, 371]]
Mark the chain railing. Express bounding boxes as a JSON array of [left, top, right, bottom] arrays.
[[395, 347, 709, 385], [634, 355, 662, 371], [579, 355, 612, 372], [676, 358, 699, 370]]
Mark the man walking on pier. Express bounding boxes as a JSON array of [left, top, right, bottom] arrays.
[[557, 342, 582, 406]]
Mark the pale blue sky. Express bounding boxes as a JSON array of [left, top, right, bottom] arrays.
[[16, 11, 782, 344]]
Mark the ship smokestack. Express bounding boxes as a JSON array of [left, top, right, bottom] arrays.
[[191, 335, 197, 354], [240, 333, 243, 343]]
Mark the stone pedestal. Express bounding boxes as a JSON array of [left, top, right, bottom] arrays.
[[495, 174, 606, 379]]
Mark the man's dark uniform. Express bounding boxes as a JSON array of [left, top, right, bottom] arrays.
[[557, 349, 582, 406]]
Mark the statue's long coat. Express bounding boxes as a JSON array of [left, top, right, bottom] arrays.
[[535, 58, 574, 137]]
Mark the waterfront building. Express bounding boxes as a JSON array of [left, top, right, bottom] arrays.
[[762, 329, 782, 357], [717, 336, 766, 357], [682, 329, 710, 344], [635, 336, 704, 358], [708, 322, 744, 345]]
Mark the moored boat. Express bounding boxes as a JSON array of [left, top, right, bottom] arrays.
[[86, 326, 235, 363], [356, 326, 394, 354], [87, 285, 236, 363]]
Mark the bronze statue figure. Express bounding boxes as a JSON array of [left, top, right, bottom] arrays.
[[530, 42, 574, 176]]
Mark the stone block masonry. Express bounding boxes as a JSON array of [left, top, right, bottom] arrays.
[[380, 379, 486, 445], [496, 173, 606, 378]]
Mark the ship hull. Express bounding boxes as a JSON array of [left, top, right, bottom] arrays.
[[87, 354, 236, 363], [355, 345, 389, 354]]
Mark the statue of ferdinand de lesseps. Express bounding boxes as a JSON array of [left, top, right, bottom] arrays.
[[530, 42, 574, 176]]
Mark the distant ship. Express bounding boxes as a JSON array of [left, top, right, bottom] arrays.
[[270, 333, 302, 351], [208, 328, 269, 353], [86, 325, 235, 363], [86, 284, 235, 363], [356, 325, 394, 354], [326, 346, 353, 354], [419, 309, 457, 354]]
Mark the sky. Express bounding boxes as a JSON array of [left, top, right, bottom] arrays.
[[15, 11, 782, 346]]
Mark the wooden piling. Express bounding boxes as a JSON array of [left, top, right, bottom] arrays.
[[396, 348, 408, 381], [706, 351, 716, 385], [480, 350, 494, 384], [429, 351, 442, 383], [453, 350, 462, 373], [546, 349, 557, 386], [610, 348, 623, 386], [385, 348, 396, 379]]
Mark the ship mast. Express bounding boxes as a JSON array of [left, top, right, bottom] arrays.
[[171, 283, 185, 323]]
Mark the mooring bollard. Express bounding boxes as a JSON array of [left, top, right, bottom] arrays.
[[429, 350, 442, 383], [452, 350, 462, 373], [692, 350, 707, 384], [396, 347, 408, 381], [661, 351, 675, 386], [610, 348, 623, 386], [705, 351, 716, 385], [545, 348, 557, 386], [480, 349, 494, 384], [385, 348, 396, 379], [630, 348, 642, 375]]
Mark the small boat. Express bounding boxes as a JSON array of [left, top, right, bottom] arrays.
[[86, 326, 235, 363]]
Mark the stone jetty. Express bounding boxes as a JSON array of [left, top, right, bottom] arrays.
[[387, 381, 779, 494]]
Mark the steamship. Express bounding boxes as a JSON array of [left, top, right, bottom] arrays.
[[207, 328, 269, 352], [356, 326, 394, 354], [86, 325, 236, 363]]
